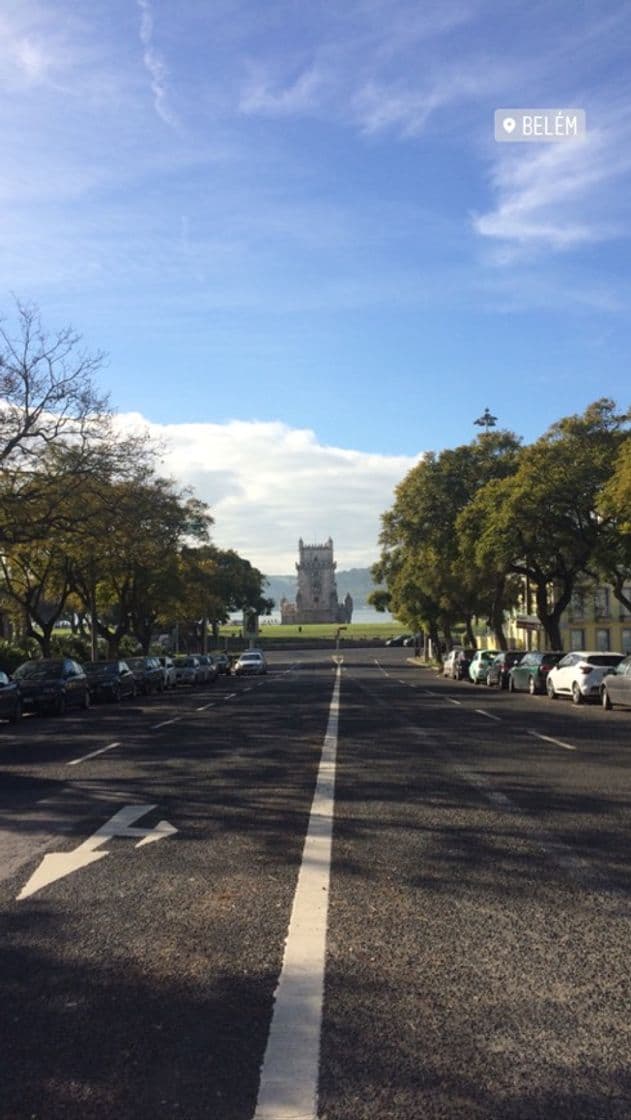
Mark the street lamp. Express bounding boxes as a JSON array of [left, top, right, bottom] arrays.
[[474, 407, 498, 433]]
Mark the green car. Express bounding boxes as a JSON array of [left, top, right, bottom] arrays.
[[508, 651, 564, 694]]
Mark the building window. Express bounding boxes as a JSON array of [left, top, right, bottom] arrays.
[[594, 587, 610, 618], [623, 629, 631, 654], [570, 629, 585, 650], [570, 590, 586, 619], [595, 628, 611, 652], [620, 591, 631, 619]]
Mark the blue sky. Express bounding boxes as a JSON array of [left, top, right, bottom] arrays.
[[2, 1, 631, 570]]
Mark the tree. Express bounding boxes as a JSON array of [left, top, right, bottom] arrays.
[[594, 432, 631, 612], [467, 400, 629, 649], [375, 431, 522, 651], [0, 537, 73, 656], [178, 546, 273, 645]]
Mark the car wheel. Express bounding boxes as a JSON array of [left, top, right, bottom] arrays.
[[571, 682, 583, 705], [82, 689, 90, 711], [508, 675, 515, 693], [528, 676, 537, 696], [9, 697, 22, 723], [56, 694, 66, 717], [602, 687, 612, 710], [486, 672, 493, 687], [112, 684, 121, 703], [546, 678, 556, 699]]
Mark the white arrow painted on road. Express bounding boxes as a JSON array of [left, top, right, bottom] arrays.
[[17, 804, 177, 901]]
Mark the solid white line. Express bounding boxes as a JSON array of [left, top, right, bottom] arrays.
[[254, 665, 341, 1120], [67, 741, 121, 766], [152, 718, 179, 730], [527, 730, 576, 752], [474, 709, 502, 722]]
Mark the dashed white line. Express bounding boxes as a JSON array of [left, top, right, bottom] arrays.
[[254, 665, 341, 1119], [67, 741, 121, 766], [224, 692, 237, 700], [474, 709, 502, 722], [151, 717, 180, 730], [196, 702, 215, 711], [447, 697, 461, 706], [527, 730, 576, 752]]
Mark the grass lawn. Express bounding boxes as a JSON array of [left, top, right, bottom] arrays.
[[219, 621, 407, 641]]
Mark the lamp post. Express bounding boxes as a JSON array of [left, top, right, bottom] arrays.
[[474, 407, 498, 434]]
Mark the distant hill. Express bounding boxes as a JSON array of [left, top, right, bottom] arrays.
[[264, 567, 381, 611]]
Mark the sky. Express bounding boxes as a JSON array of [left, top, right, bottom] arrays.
[[2, 1, 631, 573]]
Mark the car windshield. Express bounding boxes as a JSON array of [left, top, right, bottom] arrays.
[[14, 660, 64, 680], [126, 658, 145, 669], [586, 654, 624, 666]]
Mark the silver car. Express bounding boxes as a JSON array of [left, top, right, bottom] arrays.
[[233, 650, 267, 676]]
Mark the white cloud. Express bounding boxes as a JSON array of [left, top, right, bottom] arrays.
[[239, 66, 323, 117], [137, 0, 178, 128], [473, 118, 631, 257], [115, 414, 419, 573]]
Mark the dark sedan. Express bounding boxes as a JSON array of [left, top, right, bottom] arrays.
[[126, 656, 164, 695], [485, 650, 524, 688], [601, 655, 631, 709], [83, 660, 137, 702], [13, 658, 90, 715], [0, 670, 22, 722], [508, 650, 564, 695]]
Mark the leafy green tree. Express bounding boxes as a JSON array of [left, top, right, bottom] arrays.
[[594, 432, 631, 612], [375, 430, 522, 651], [467, 400, 629, 649]]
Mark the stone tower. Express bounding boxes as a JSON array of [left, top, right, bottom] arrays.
[[280, 538, 353, 625]]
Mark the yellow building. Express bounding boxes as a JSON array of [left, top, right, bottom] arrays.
[[505, 582, 631, 654]]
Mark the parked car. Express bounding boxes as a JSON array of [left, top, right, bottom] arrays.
[[443, 649, 462, 678], [443, 649, 475, 680], [13, 658, 90, 715], [600, 655, 631, 709], [469, 650, 499, 684], [485, 650, 524, 688], [126, 656, 164, 695], [173, 655, 201, 686], [83, 659, 136, 702], [198, 654, 219, 682], [158, 655, 177, 690], [0, 670, 22, 722], [507, 651, 564, 695], [233, 650, 267, 676], [546, 650, 625, 704], [385, 634, 412, 647], [213, 652, 232, 675]]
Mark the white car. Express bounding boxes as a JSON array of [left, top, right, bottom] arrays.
[[546, 650, 625, 704], [158, 655, 177, 690], [233, 650, 267, 676], [468, 650, 499, 684], [173, 655, 201, 686]]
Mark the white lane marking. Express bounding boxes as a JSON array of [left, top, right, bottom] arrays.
[[224, 692, 237, 700], [374, 659, 389, 676], [67, 741, 121, 766], [422, 689, 439, 697], [527, 730, 576, 752], [447, 697, 461, 706], [196, 703, 215, 711], [152, 718, 179, 730], [254, 665, 341, 1120], [474, 709, 502, 722]]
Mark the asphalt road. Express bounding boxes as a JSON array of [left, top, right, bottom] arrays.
[[1, 650, 630, 1119]]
